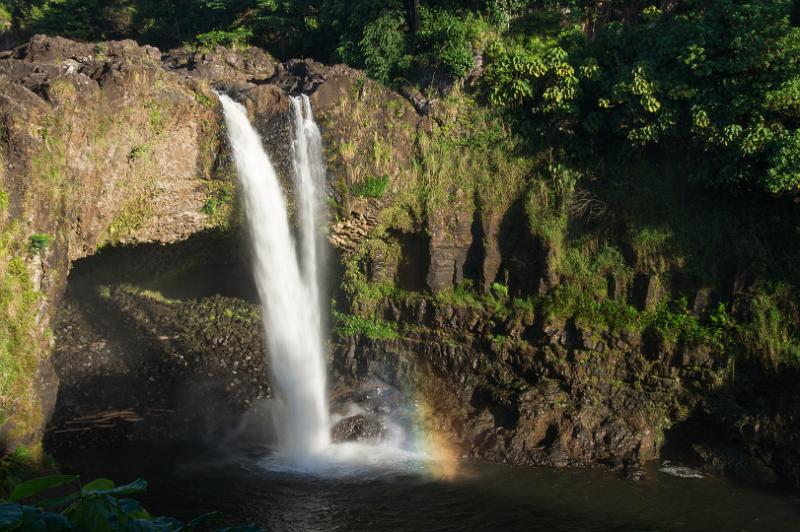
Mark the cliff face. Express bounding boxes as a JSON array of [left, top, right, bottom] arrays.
[[285, 52, 800, 486], [0, 35, 234, 449], [3, 36, 798, 490]]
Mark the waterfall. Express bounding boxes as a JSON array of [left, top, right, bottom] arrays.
[[290, 95, 327, 311], [219, 94, 330, 462]]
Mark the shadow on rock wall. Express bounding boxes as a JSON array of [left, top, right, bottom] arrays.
[[45, 231, 277, 453]]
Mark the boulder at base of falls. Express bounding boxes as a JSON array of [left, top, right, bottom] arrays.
[[331, 415, 387, 443]]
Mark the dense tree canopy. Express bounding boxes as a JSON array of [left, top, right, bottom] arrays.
[[486, 1, 800, 193], [1, 0, 799, 195]]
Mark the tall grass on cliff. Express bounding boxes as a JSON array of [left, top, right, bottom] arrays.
[[0, 192, 43, 435]]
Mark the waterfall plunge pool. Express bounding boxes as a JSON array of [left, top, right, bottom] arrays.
[[55, 441, 800, 531]]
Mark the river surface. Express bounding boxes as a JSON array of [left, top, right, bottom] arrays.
[[55, 443, 800, 532]]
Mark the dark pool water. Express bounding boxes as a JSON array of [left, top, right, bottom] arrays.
[[55, 443, 800, 532]]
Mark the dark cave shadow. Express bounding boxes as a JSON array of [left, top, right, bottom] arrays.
[[46, 230, 275, 455], [497, 192, 542, 297], [67, 229, 259, 303], [660, 357, 800, 489]]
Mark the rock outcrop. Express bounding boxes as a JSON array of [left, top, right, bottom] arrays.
[[0, 35, 234, 450], [46, 235, 270, 450], [2, 35, 797, 494], [331, 414, 386, 443], [426, 193, 474, 292]]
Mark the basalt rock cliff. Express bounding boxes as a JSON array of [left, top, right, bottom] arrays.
[[1, 35, 798, 490]]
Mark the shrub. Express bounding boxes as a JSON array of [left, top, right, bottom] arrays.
[[195, 27, 253, 50], [490, 282, 509, 300], [483, 37, 579, 116], [332, 310, 399, 340], [435, 281, 483, 309], [477, 1, 800, 195], [643, 298, 731, 350], [28, 234, 52, 254], [739, 288, 800, 366], [128, 144, 149, 161], [359, 10, 408, 83], [416, 7, 477, 79], [350, 175, 389, 198]]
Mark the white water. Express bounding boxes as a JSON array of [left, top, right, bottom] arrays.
[[220, 93, 432, 474], [289, 95, 327, 308], [219, 94, 330, 463]]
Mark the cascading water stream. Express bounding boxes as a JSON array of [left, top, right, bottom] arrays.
[[290, 95, 327, 308], [220, 92, 429, 474], [219, 94, 330, 463]]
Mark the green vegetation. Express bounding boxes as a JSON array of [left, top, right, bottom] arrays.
[[0, 222, 43, 438], [0, 474, 262, 531], [481, 1, 800, 195], [202, 180, 235, 229], [333, 309, 399, 340], [195, 27, 252, 50], [194, 91, 216, 109], [341, 249, 738, 354], [643, 299, 733, 351], [0, 445, 56, 500], [417, 92, 532, 215], [3, 0, 798, 195], [116, 284, 179, 305], [435, 282, 482, 308], [27, 233, 52, 254], [737, 284, 800, 366], [340, 244, 402, 315], [31, 113, 69, 207], [128, 144, 149, 161], [101, 192, 156, 245], [350, 175, 389, 198]]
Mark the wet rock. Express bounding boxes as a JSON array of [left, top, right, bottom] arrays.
[[331, 415, 387, 443], [269, 59, 327, 95], [397, 81, 433, 115], [691, 286, 714, 315], [479, 212, 503, 293], [680, 345, 714, 368], [0, 34, 239, 452], [536, 246, 561, 295], [367, 246, 399, 284], [607, 272, 629, 301], [46, 239, 270, 452], [241, 84, 290, 118]]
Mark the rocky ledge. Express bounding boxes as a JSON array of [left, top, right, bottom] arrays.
[[1, 35, 798, 493]]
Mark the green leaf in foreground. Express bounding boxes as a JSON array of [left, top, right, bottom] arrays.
[[82, 477, 148, 496], [0, 502, 23, 527], [8, 474, 79, 502]]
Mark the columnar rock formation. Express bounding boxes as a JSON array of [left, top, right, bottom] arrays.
[[1, 35, 797, 490]]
